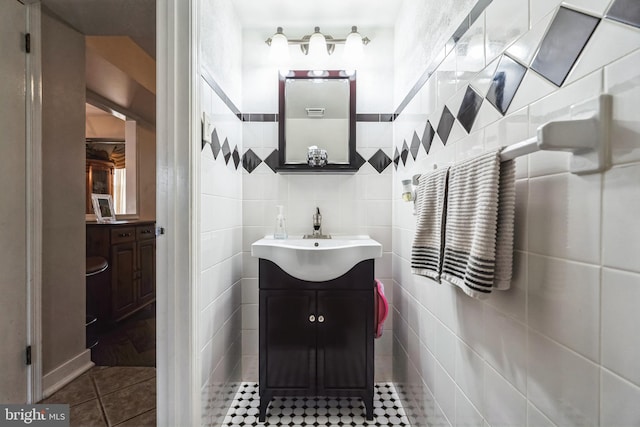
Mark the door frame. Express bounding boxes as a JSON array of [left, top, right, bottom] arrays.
[[155, 0, 201, 425], [25, 0, 43, 403]]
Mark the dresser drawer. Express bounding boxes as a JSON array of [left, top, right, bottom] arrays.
[[136, 225, 156, 241], [110, 227, 136, 244]]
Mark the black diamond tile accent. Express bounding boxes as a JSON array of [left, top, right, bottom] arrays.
[[222, 138, 231, 164], [264, 149, 279, 173], [211, 129, 221, 159], [607, 0, 640, 28], [486, 54, 527, 115], [410, 131, 421, 160], [421, 121, 435, 154], [437, 106, 455, 145], [400, 141, 409, 166], [242, 149, 262, 173], [354, 151, 366, 170], [393, 147, 400, 170], [368, 149, 392, 174], [531, 7, 600, 87], [232, 146, 240, 169], [456, 86, 483, 133]]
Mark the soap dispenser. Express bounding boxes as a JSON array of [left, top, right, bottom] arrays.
[[274, 205, 287, 239]]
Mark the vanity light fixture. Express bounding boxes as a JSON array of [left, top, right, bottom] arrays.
[[265, 26, 370, 61]]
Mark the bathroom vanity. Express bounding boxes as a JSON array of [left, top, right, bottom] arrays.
[[253, 236, 382, 421]]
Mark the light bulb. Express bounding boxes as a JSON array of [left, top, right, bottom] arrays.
[[269, 27, 289, 66], [308, 27, 328, 62], [344, 26, 364, 66]]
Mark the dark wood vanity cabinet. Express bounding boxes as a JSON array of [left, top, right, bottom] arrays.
[[87, 221, 156, 323], [258, 259, 375, 421]]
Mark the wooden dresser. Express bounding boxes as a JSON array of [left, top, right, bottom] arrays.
[[86, 220, 156, 323]]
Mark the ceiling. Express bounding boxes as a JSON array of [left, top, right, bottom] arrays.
[[40, 0, 155, 58], [38, 0, 401, 131], [231, 0, 402, 28], [41, 0, 402, 58]]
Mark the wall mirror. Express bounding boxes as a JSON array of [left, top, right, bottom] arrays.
[[278, 70, 357, 172], [85, 100, 138, 218]]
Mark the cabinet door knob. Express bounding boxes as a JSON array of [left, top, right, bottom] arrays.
[[318, 315, 325, 323], [309, 314, 316, 323]]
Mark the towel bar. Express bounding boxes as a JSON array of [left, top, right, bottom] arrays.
[[412, 94, 612, 185]]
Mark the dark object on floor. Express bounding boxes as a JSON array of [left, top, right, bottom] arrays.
[[86, 256, 109, 350], [91, 303, 156, 367]]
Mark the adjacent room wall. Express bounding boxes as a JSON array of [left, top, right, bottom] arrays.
[[41, 11, 88, 379], [392, 0, 640, 425], [240, 25, 396, 383], [137, 125, 156, 220], [198, 0, 244, 424]]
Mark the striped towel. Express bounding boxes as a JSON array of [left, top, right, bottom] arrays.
[[441, 150, 516, 299], [411, 167, 450, 280]]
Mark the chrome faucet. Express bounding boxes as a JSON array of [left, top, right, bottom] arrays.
[[304, 207, 331, 239]]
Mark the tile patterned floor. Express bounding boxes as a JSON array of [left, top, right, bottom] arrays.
[[222, 382, 411, 427], [40, 366, 156, 427]]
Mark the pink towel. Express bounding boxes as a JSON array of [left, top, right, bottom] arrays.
[[374, 279, 389, 338]]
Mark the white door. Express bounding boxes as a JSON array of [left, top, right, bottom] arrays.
[[0, 0, 28, 403]]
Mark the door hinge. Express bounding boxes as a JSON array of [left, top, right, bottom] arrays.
[[25, 33, 31, 53], [26, 345, 32, 365]]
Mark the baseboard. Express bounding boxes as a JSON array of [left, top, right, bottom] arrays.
[[42, 349, 94, 399]]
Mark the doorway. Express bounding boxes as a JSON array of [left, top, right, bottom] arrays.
[[36, 1, 159, 424]]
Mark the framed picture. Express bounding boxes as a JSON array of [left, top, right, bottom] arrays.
[[91, 193, 116, 222]]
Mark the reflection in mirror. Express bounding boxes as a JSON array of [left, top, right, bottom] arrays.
[[85, 101, 138, 216], [278, 70, 357, 172], [285, 78, 350, 163]]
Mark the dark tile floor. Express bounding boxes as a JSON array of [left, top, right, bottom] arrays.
[[39, 304, 158, 426], [91, 304, 156, 367], [41, 366, 156, 427]]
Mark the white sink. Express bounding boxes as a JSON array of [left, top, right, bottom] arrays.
[[251, 235, 383, 282]]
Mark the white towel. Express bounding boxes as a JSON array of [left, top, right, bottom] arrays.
[[411, 167, 450, 280], [441, 150, 516, 299]]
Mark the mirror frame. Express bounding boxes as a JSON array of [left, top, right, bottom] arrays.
[[277, 70, 358, 172]]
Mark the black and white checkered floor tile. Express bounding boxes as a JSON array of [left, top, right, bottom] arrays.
[[222, 382, 411, 427]]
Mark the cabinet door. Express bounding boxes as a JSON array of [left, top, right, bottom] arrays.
[[316, 290, 373, 392], [260, 290, 316, 391], [137, 238, 156, 305], [111, 242, 137, 320]]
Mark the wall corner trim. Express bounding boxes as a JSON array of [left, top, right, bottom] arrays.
[[42, 350, 93, 399]]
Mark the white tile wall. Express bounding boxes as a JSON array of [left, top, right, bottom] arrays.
[[605, 48, 640, 166], [601, 267, 640, 385], [198, 1, 244, 419], [485, 0, 529, 65], [392, 0, 640, 425]]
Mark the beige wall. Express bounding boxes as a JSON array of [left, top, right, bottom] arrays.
[[137, 124, 156, 220], [41, 12, 86, 375], [0, 0, 28, 403]]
